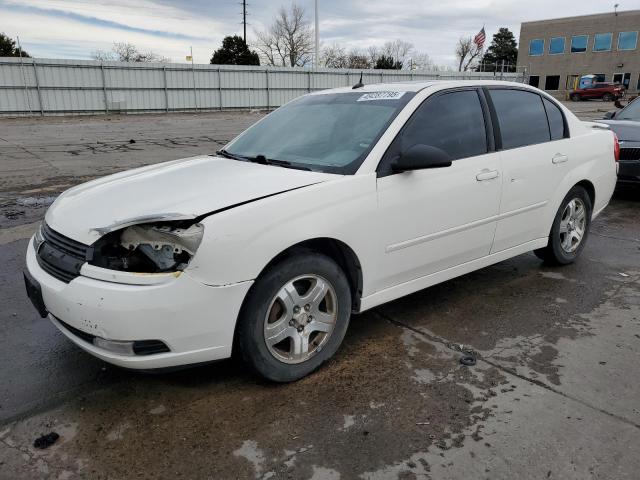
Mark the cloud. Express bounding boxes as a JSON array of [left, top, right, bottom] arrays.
[[0, 0, 625, 66]]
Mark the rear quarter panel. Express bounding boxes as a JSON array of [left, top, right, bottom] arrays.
[[543, 122, 617, 231]]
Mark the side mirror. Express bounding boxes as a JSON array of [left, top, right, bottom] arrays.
[[603, 111, 616, 119], [391, 144, 452, 172]]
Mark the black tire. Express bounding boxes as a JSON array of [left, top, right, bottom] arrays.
[[570, 93, 580, 102], [236, 251, 351, 382], [534, 186, 592, 265], [602, 93, 614, 102]]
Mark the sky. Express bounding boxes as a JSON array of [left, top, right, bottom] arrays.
[[0, 0, 637, 67]]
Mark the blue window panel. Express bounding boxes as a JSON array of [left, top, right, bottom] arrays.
[[548, 37, 565, 54], [593, 33, 612, 52], [571, 35, 588, 53], [618, 31, 638, 51], [529, 39, 544, 56]]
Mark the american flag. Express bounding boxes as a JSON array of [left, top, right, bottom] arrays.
[[474, 27, 486, 49]]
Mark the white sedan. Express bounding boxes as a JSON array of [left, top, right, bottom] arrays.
[[24, 80, 618, 381]]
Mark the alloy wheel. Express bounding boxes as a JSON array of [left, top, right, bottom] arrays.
[[263, 274, 338, 364], [559, 198, 587, 253]]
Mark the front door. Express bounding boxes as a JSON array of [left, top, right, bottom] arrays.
[[373, 89, 502, 293]]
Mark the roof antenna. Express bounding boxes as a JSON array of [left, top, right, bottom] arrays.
[[352, 71, 364, 89]]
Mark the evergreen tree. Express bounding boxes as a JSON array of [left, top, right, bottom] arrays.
[[375, 55, 402, 70], [477, 28, 517, 72], [211, 36, 260, 66], [0, 33, 30, 58]]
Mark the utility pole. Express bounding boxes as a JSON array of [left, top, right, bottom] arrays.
[[16, 36, 32, 115], [315, 0, 319, 68], [242, 0, 247, 43]]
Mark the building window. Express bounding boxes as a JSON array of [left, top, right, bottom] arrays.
[[529, 39, 544, 56], [529, 76, 540, 88], [637, 75, 640, 91], [545, 75, 560, 90], [593, 33, 612, 52], [618, 31, 638, 51], [594, 73, 606, 82], [571, 35, 589, 53], [548, 37, 565, 54]]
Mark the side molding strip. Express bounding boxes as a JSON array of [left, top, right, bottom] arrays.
[[386, 201, 548, 253]]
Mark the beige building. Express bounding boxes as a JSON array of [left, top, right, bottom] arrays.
[[517, 10, 640, 96]]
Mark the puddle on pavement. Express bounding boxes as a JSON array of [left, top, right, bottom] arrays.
[[15, 196, 58, 208], [1, 315, 511, 479]]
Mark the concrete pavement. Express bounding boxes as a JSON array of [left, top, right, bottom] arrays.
[[1, 110, 639, 479]]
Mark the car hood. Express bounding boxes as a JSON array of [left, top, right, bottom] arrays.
[[46, 156, 338, 244], [599, 120, 640, 142]]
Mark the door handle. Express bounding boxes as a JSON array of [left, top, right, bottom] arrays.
[[476, 170, 499, 181], [552, 154, 568, 164]]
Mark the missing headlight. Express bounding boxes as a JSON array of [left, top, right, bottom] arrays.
[[90, 222, 204, 273]]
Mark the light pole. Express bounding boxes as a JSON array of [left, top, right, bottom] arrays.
[[315, 0, 319, 68]]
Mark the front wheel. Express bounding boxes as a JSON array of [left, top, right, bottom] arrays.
[[534, 186, 592, 265], [236, 252, 352, 382], [602, 93, 614, 102]]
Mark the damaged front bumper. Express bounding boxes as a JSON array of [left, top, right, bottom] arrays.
[[26, 237, 253, 369]]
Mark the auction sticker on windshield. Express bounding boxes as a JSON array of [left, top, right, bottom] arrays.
[[357, 91, 406, 101]]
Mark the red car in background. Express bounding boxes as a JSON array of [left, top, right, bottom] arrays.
[[570, 82, 625, 102]]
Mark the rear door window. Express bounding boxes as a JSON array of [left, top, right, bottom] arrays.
[[489, 89, 551, 149], [542, 98, 566, 140]]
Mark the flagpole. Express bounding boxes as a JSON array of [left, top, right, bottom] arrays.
[[315, 0, 320, 68], [190, 46, 198, 112]]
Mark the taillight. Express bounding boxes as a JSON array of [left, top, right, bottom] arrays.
[[613, 131, 620, 162]]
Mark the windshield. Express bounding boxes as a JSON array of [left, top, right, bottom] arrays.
[[618, 98, 640, 121], [225, 91, 415, 174]]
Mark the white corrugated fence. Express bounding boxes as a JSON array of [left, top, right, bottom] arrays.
[[0, 58, 526, 116]]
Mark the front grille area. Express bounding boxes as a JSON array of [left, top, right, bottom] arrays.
[[37, 223, 93, 283], [620, 148, 640, 161]]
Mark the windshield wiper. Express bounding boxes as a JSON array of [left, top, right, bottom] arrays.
[[216, 150, 311, 171], [248, 154, 312, 171], [215, 149, 248, 161]]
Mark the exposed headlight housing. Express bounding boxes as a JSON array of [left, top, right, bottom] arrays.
[[90, 222, 204, 273], [33, 222, 45, 253]]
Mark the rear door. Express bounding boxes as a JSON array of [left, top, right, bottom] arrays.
[[487, 88, 570, 252], [373, 89, 502, 292]]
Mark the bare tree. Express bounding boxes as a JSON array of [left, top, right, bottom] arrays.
[[381, 40, 414, 67], [91, 42, 169, 63], [366, 45, 380, 67], [320, 43, 348, 68], [321, 40, 443, 72], [455, 36, 481, 72], [320, 45, 373, 69], [254, 3, 313, 67], [91, 49, 115, 61], [405, 52, 434, 70], [346, 50, 370, 69]]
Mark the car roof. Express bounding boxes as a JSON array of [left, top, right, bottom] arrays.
[[311, 80, 534, 95]]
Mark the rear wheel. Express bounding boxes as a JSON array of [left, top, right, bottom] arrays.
[[534, 186, 592, 265], [602, 93, 614, 102], [570, 93, 580, 101], [236, 252, 351, 382]]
